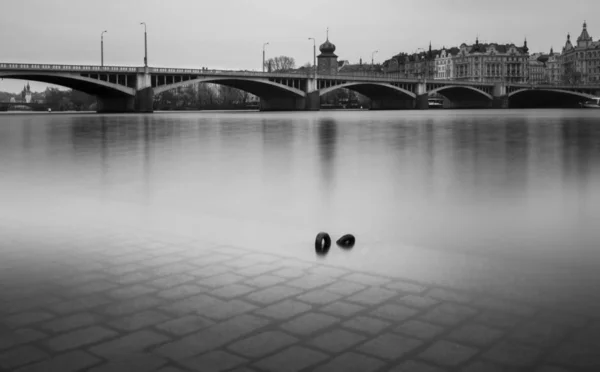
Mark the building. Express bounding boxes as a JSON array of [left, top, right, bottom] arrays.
[[317, 33, 338, 75], [559, 21, 600, 84], [20, 82, 32, 103], [546, 48, 561, 84], [528, 53, 546, 83], [383, 43, 439, 79], [434, 47, 460, 80], [452, 38, 529, 83]]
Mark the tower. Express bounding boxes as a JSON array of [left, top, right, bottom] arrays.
[[317, 28, 338, 75]]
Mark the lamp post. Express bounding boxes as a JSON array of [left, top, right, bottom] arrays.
[[308, 38, 316, 78], [140, 22, 148, 67], [262, 42, 269, 72], [371, 50, 378, 66], [101, 30, 107, 67]]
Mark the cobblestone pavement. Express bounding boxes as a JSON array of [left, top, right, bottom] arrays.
[[1, 222, 599, 372]]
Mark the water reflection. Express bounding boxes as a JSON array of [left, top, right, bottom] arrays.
[[317, 118, 337, 196]]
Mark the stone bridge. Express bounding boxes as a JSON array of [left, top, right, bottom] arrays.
[[1, 62, 599, 112]]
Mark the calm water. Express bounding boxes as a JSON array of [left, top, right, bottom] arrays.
[[1, 109, 600, 304]]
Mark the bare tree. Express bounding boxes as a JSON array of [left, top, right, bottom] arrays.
[[264, 56, 296, 72]]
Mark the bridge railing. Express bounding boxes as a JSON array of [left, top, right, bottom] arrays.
[[0, 63, 140, 73]]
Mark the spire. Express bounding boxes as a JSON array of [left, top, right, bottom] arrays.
[[567, 33, 570, 41], [584, 20, 587, 30], [326, 27, 329, 41], [550, 46, 554, 55]]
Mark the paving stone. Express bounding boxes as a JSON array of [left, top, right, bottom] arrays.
[[272, 267, 306, 278], [224, 258, 260, 269], [228, 331, 298, 358], [536, 311, 587, 328], [156, 314, 215, 336], [90, 330, 171, 359], [87, 353, 168, 372], [371, 303, 418, 322], [296, 289, 343, 305], [236, 263, 280, 277], [483, 340, 542, 367], [384, 280, 427, 294], [148, 274, 195, 289], [103, 295, 163, 316], [3, 311, 55, 329], [48, 294, 111, 314], [474, 310, 522, 329], [286, 274, 337, 290], [110, 271, 156, 285], [280, 312, 340, 335], [156, 284, 208, 300], [180, 350, 247, 372], [188, 255, 234, 268], [154, 314, 269, 360], [323, 280, 367, 296], [139, 255, 183, 267], [15, 350, 102, 372], [312, 351, 385, 372], [419, 340, 479, 367], [245, 285, 304, 305], [427, 288, 472, 304], [159, 293, 226, 315], [237, 253, 280, 263], [395, 320, 445, 340], [245, 275, 288, 288], [460, 360, 515, 372], [343, 272, 391, 286], [533, 366, 572, 372], [320, 301, 365, 317], [389, 360, 447, 372], [150, 262, 198, 277], [2, 295, 63, 314], [308, 329, 366, 353], [155, 366, 189, 372], [40, 312, 103, 334], [253, 346, 328, 372], [197, 273, 245, 288], [66, 280, 118, 296], [0, 328, 47, 351], [108, 309, 171, 331], [508, 320, 569, 348], [201, 299, 258, 320], [102, 263, 145, 276], [447, 323, 504, 347], [0, 345, 49, 370], [254, 299, 312, 320], [45, 326, 118, 351], [308, 266, 348, 278], [420, 303, 478, 327], [342, 316, 391, 335], [346, 287, 397, 305], [107, 284, 157, 299], [545, 324, 600, 368], [472, 297, 536, 317], [357, 332, 423, 360], [209, 284, 257, 299], [397, 295, 440, 309]]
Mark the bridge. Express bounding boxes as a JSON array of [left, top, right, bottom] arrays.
[[2, 62, 599, 113]]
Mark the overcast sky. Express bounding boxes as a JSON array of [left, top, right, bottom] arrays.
[[0, 0, 597, 93]]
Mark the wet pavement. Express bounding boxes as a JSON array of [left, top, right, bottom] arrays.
[[1, 218, 599, 372]]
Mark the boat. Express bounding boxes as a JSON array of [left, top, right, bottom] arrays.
[[428, 97, 444, 109], [580, 97, 600, 108]]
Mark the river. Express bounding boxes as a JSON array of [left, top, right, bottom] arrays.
[[1, 109, 599, 307]]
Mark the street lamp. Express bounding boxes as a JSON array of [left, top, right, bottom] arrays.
[[371, 50, 379, 66], [101, 30, 107, 67], [308, 38, 316, 78], [262, 42, 269, 72], [140, 22, 148, 67]]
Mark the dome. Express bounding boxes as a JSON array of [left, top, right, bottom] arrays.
[[319, 39, 336, 54]]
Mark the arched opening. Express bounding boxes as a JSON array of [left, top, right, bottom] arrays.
[[153, 77, 306, 111], [320, 83, 416, 110], [0, 73, 135, 112], [509, 89, 593, 108], [429, 85, 493, 109]]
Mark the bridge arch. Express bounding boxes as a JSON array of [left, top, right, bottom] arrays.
[[508, 88, 595, 100], [428, 85, 493, 100], [153, 76, 306, 98], [0, 71, 135, 96], [318, 82, 416, 99]]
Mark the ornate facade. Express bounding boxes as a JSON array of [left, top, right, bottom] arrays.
[[317, 33, 338, 76], [560, 21, 600, 84], [528, 53, 546, 83]]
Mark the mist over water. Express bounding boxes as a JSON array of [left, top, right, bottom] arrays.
[[1, 109, 600, 304]]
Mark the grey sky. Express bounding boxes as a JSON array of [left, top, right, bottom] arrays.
[[0, 0, 597, 93]]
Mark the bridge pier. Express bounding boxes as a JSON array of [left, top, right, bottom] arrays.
[[415, 94, 429, 110], [492, 83, 509, 109], [97, 70, 154, 113]]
